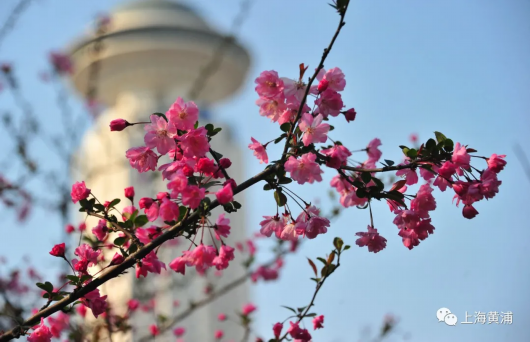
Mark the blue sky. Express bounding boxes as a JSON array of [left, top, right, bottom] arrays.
[[0, 0, 529, 341]]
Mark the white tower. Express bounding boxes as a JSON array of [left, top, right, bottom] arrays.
[[68, 1, 250, 341]]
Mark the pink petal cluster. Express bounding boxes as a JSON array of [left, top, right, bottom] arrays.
[[169, 244, 216, 274], [136, 251, 166, 278], [144, 114, 176, 154], [166, 97, 199, 131], [287, 322, 312, 342], [248, 137, 269, 164], [355, 226, 387, 253], [284, 153, 323, 184], [81, 289, 108, 318], [71, 181, 91, 203], [299, 113, 330, 146], [126, 146, 158, 173]]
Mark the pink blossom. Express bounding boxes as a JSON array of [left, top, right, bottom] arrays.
[[214, 329, 224, 339], [242, 303, 257, 315], [49, 243, 65, 258], [314, 89, 343, 117], [110, 253, 124, 266], [321, 144, 351, 169], [419, 165, 436, 181], [92, 219, 108, 241], [126, 147, 158, 173], [259, 215, 284, 237], [136, 251, 166, 278], [74, 244, 101, 267], [480, 169, 501, 199], [144, 114, 176, 155], [179, 127, 210, 158], [284, 153, 323, 184], [28, 318, 52, 342], [312, 315, 324, 330], [330, 175, 353, 193], [251, 265, 279, 282], [167, 171, 188, 197], [65, 224, 75, 234], [49, 52, 73, 74], [47, 312, 69, 338], [366, 138, 382, 165], [195, 157, 217, 175], [410, 184, 437, 218], [299, 113, 330, 146], [166, 97, 199, 131], [81, 289, 108, 318], [355, 226, 387, 253], [181, 185, 206, 209], [340, 189, 368, 208], [318, 67, 346, 91], [149, 325, 159, 336], [248, 137, 269, 164], [71, 181, 91, 203], [280, 222, 298, 241], [452, 142, 471, 170], [273, 322, 283, 339], [295, 206, 329, 239], [395, 164, 418, 185], [287, 322, 312, 341], [487, 154, 507, 173], [212, 245, 235, 270], [173, 327, 186, 337], [159, 198, 180, 221], [255, 70, 284, 99], [215, 214, 231, 240], [127, 299, 139, 311], [256, 97, 287, 122], [109, 119, 130, 131], [216, 183, 234, 204], [136, 226, 162, 244], [169, 256, 186, 275]]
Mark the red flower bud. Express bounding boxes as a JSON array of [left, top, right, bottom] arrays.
[[139, 197, 154, 209], [219, 158, 232, 169], [124, 186, 135, 200], [49, 243, 66, 257], [344, 108, 357, 122], [109, 119, 130, 131], [317, 78, 329, 92], [462, 205, 478, 219]]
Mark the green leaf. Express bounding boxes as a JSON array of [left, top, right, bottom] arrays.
[[274, 134, 286, 144], [210, 150, 223, 160], [205, 123, 214, 134], [36, 281, 54, 293], [93, 204, 105, 212], [384, 159, 395, 166], [305, 313, 317, 317], [406, 148, 418, 159], [443, 138, 454, 151], [263, 183, 273, 191], [280, 123, 291, 132], [233, 201, 242, 209], [128, 243, 138, 254], [134, 215, 149, 227], [356, 188, 367, 198], [278, 177, 292, 185], [426, 138, 437, 151], [114, 237, 127, 246], [178, 206, 187, 221], [79, 275, 92, 283], [274, 190, 287, 207], [108, 198, 121, 208], [372, 177, 385, 191], [211, 127, 222, 136], [343, 245, 351, 250], [65, 275, 79, 284], [434, 131, 447, 143], [307, 258, 318, 277], [281, 306, 297, 314], [361, 172, 372, 184], [333, 237, 344, 251]]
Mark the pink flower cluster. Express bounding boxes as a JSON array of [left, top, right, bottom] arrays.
[[169, 243, 235, 275], [259, 205, 330, 241]]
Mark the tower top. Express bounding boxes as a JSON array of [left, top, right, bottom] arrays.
[[67, 0, 251, 106]]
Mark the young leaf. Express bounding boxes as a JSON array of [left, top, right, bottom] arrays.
[[307, 258, 318, 277], [434, 131, 447, 143], [134, 215, 149, 227]]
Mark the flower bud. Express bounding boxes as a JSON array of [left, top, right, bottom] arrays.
[[124, 186, 135, 200], [344, 108, 357, 122], [462, 205, 478, 219], [317, 78, 329, 92], [109, 119, 130, 131], [49, 243, 66, 257], [219, 158, 232, 169]]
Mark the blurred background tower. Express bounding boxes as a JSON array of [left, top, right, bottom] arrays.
[[67, 0, 250, 340]]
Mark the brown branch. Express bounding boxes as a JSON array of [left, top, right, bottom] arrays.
[[340, 163, 417, 173], [0, 0, 33, 51], [280, 0, 350, 164], [0, 164, 279, 342], [86, 212, 143, 247]]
